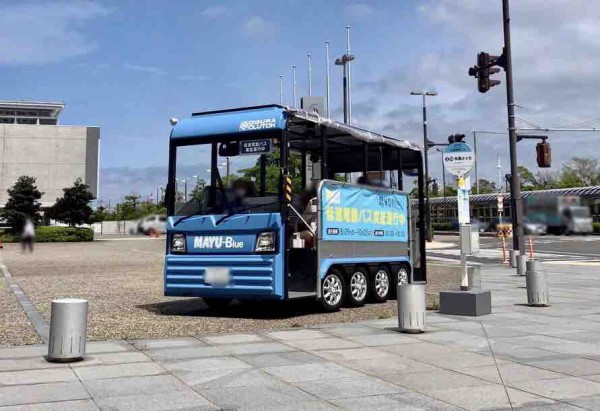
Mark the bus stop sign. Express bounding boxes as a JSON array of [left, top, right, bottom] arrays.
[[443, 142, 475, 176]]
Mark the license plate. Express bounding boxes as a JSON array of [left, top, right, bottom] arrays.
[[204, 267, 231, 286]]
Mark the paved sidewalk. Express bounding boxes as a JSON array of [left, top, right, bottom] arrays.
[[1, 264, 600, 410]]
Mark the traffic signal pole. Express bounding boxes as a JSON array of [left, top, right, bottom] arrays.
[[503, 0, 523, 253]]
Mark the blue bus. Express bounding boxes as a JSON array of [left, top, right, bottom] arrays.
[[164, 105, 427, 311]]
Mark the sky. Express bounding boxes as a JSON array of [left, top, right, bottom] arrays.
[[2, 0, 600, 203]]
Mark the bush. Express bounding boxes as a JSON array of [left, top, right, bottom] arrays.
[[594, 222, 600, 234], [433, 222, 455, 232], [1, 226, 94, 243]]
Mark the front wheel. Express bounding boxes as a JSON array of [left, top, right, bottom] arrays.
[[319, 270, 345, 312], [370, 266, 392, 303], [347, 268, 369, 307]]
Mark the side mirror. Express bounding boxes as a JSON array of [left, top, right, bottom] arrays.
[[219, 141, 240, 157]]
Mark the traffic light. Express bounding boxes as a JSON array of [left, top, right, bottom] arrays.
[[477, 52, 502, 93], [536, 141, 551, 168], [447, 134, 466, 144], [468, 52, 504, 93]]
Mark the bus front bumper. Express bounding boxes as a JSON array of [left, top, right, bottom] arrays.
[[164, 254, 283, 299]]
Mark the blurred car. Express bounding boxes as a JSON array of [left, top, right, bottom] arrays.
[[450, 218, 486, 233], [523, 217, 547, 236], [129, 214, 167, 235]]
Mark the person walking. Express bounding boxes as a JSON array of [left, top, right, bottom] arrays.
[[21, 218, 35, 253]]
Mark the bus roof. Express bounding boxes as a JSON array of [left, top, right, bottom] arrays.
[[170, 104, 422, 153]]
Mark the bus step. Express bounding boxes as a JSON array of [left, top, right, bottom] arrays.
[[288, 291, 317, 300]]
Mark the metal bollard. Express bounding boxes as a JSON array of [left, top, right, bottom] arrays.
[[526, 260, 549, 307], [47, 298, 88, 363], [397, 284, 426, 333], [516, 255, 527, 276], [509, 250, 517, 268]]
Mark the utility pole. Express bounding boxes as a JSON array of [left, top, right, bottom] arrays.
[[473, 131, 479, 194], [410, 91, 437, 242], [279, 75, 284, 105], [325, 41, 331, 118], [292, 65, 297, 107], [346, 26, 352, 124], [307, 54, 312, 97], [503, 0, 523, 252]]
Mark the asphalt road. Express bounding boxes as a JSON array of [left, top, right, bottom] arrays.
[[430, 234, 600, 264]]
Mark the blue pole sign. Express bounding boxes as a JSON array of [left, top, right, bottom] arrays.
[[443, 142, 474, 176], [320, 182, 409, 242], [240, 139, 271, 155]]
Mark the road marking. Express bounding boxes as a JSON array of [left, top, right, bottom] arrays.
[[0, 260, 49, 343]]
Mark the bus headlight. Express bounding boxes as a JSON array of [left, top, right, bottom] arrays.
[[172, 234, 186, 253], [255, 231, 276, 253]]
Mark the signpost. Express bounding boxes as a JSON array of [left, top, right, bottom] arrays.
[[443, 142, 477, 291]]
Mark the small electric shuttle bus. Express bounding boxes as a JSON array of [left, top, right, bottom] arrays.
[[164, 105, 427, 311]]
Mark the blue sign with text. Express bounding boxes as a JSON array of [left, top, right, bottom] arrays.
[[320, 182, 408, 242]]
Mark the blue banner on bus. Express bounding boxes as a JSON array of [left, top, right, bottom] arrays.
[[320, 182, 408, 242]]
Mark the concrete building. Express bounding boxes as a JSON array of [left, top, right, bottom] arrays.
[[0, 101, 99, 208]]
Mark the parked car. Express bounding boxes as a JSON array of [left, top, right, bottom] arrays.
[[523, 217, 547, 236], [128, 214, 167, 235]]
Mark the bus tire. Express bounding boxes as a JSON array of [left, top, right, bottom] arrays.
[[370, 265, 392, 303], [347, 267, 369, 307], [203, 298, 233, 311], [319, 269, 345, 312]]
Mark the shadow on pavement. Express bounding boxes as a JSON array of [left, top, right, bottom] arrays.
[[137, 297, 328, 320]]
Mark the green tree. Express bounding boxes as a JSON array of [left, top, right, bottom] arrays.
[[115, 194, 141, 220], [92, 206, 108, 223], [559, 157, 600, 187], [47, 179, 95, 226], [1, 176, 43, 231], [238, 150, 302, 193], [476, 179, 497, 194], [517, 166, 539, 190]]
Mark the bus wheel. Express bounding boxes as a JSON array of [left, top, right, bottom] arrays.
[[397, 266, 410, 286], [347, 267, 369, 307], [370, 266, 391, 303], [203, 298, 233, 311], [319, 269, 345, 312]]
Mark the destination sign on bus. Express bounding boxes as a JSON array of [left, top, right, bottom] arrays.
[[240, 139, 271, 155]]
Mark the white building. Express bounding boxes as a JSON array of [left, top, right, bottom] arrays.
[[0, 101, 99, 208]]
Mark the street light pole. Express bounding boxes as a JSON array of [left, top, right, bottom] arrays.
[[411, 90, 437, 242], [307, 54, 312, 97], [503, 0, 523, 252], [335, 42, 356, 125], [325, 41, 331, 118], [473, 131, 479, 194], [279, 75, 284, 105], [345, 25, 352, 124], [292, 65, 297, 107]]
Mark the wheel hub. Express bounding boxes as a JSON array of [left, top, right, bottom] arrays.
[[350, 272, 367, 301]]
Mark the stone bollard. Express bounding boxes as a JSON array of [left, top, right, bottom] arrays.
[[397, 284, 426, 333], [525, 260, 549, 307], [509, 250, 517, 268], [47, 299, 88, 363], [516, 255, 527, 276]]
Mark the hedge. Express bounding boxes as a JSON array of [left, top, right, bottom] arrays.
[[594, 223, 600, 234], [433, 222, 455, 232], [1, 226, 94, 243]]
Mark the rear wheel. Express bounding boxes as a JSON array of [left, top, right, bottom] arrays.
[[319, 269, 345, 312], [203, 298, 233, 311], [370, 266, 391, 303], [347, 267, 369, 306]]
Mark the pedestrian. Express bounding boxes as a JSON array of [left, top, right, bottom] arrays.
[[21, 218, 35, 253]]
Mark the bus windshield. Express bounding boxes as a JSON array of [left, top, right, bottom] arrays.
[[171, 141, 282, 216]]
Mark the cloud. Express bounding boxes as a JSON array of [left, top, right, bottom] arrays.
[[348, 0, 600, 182], [124, 63, 166, 75], [201, 5, 228, 19], [0, 1, 111, 65], [242, 16, 276, 39], [346, 3, 375, 19]]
